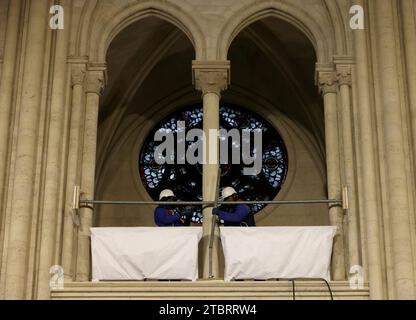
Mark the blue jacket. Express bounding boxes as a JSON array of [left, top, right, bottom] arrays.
[[154, 206, 184, 227], [216, 204, 255, 226]]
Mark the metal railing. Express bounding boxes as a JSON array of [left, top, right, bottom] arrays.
[[73, 184, 348, 209], [77, 199, 343, 207]]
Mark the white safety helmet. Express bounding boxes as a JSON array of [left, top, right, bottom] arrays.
[[159, 189, 175, 200], [222, 187, 237, 200]]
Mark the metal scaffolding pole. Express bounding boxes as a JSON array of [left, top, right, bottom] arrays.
[[78, 199, 342, 207], [73, 185, 347, 209]]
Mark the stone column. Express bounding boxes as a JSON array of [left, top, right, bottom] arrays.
[[0, 1, 21, 281], [75, 69, 105, 281], [37, 4, 71, 298], [61, 62, 86, 282], [318, 71, 346, 280], [4, 0, 49, 300], [374, 0, 415, 299], [401, 0, 416, 185], [351, 0, 384, 299], [193, 61, 230, 279], [401, 3, 416, 290], [0, 0, 21, 232], [336, 63, 361, 269]]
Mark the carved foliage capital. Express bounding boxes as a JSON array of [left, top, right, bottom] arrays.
[[318, 71, 338, 95], [71, 65, 86, 87], [336, 65, 352, 86], [85, 71, 105, 95], [192, 61, 230, 96], [194, 70, 229, 95]]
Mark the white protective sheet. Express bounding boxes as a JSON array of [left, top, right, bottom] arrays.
[[220, 226, 337, 282], [91, 227, 203, 281]]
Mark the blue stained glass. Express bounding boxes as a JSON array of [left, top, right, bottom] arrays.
[[139, 104, 288, 223]]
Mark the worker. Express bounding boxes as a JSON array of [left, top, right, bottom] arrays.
[[212, 187, 255, 226], [154, 189, 192, 227]]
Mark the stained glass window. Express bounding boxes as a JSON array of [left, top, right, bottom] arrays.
[[139, 104, 288, 224]]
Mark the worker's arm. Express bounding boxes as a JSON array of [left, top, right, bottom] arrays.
[[214, 205, 250, 223], [155, 207, 181, 225]]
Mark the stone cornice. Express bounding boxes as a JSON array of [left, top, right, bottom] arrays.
[[67, 56, 89, 65], [192, 60, 230, 96], [332, 55, 355, 65]]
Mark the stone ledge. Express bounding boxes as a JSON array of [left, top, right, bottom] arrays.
[[51, 281, 370, 300]]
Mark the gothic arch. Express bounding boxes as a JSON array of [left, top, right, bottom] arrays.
[[321, 0, 351, 55], [77, 0, 206, 62], [217, 0, 338, 62]]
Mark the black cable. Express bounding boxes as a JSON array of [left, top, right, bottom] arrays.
[[285, 278, 332, 300], [321, 278, 334, 300], [291, 280, 296, 300]]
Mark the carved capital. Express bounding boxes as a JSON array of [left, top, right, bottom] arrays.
[[192, 60, 230, 96], [336, 64, 352, 86], [71, 65, 86, 87], [85, 71, 105, 95], [318, 71, 338, 95]]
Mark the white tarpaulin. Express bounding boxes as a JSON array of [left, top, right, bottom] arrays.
[[91, 227, 203, 281], [220, 226, 337, 282]]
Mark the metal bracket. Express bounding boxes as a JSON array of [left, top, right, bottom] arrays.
[[71, 186, 81, 227], [72, 185, 80, 210], [342, 185, 349, 211]]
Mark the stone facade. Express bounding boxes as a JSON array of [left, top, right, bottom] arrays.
[[0, 0, 415, 300]]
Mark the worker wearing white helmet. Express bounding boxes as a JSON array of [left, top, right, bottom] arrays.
[[154, 189, 192, 227], [222, 187, 239, 200], [159, 189, 176, 201], [212, 187, 255, 227]]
